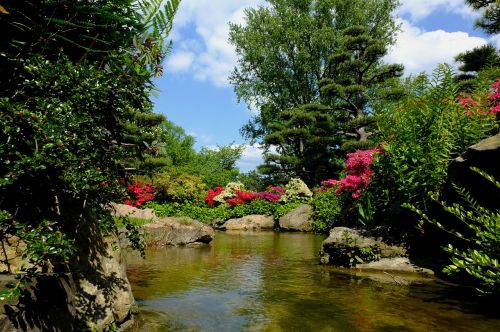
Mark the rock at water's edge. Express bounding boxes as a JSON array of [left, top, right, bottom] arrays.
[[142, 217, 214, 246], [320, 227, 418, 273], [278, 204, 314, 232], [0, 220, 135, 331], [449, 133, 500, 210], [220, 215, 275, 231]]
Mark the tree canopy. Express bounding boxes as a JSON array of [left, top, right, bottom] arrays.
[[0, 0, 180, 300], [229, 0, 401, 183]]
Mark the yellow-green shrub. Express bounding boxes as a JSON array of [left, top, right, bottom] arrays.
[[154, 172, 206, 204]]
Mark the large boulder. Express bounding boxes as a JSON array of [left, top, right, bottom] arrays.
[[278, 204, 314, 232], [0, 219, 135, 331], [220, 215, 275, 231], [142, 217, 214, 246], [320, 227, 409, 271], [448, 134, 500, 210], [111, 202, 158, 222]]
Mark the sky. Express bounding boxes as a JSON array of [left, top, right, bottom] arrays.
[[152, 0, 500, 172]]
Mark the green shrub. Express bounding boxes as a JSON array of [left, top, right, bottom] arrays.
[[148, 199, 303, 226], [312, 191, 342, 232], [372, 66, 498, 216], [154, 172, 206, 204]]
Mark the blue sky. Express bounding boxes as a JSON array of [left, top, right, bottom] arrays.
[[152, 0, 499, 172]]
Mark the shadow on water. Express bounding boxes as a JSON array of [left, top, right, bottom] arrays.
[[126, 231, 500, 332]]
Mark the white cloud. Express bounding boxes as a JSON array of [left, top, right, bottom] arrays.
[[166, 51, 195, 72], [398, 0, 478, 22], [166, 1, 488, 86], [386, 19, 487, 75], [237, 144, 265, 172], [166, 0, 266, 87]]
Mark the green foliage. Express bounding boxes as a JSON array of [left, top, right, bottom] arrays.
[[147, 199, 301, 227], [229, 0, 400, 182], [154, 172, 206, 204], [261, 104, 343, 185], [406, 167, 500, 296], [152, 120, 197, 167], [0, 0, 180, 303], [320, 24, 404, 146], [465, 0, 500, 35], [181, 145, 244, 188], [147, 201, 232, 224], [372, 65, 498, 215], [311, 191, 342, 232], [454, 45, 500, 91]]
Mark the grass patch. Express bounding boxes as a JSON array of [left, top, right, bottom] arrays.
[[114, 216, 153, 227]]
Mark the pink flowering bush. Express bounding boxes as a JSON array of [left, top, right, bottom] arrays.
[[459, 78, 500, 116], [321, 148, 381, 199]]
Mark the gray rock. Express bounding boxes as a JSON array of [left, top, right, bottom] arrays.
[[320, 227, 407, 269], [220, 215, 275, 231], [142, 217, 214, 246], [110, 202, 159, 222], [449, 133, 500, 210], [278, 204, 314, 232], [0, 219, 135, 331]]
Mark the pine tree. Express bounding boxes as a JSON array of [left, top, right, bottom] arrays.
[[260, 104, 343, 185], [320, 25, 404, 150]]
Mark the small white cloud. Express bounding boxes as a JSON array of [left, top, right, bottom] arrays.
[[237, 144, 265, 172], [398, 0, 478, 22], [386, 19, 487, 75], [166, 51, 195, 73]]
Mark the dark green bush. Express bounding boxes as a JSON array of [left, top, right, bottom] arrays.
[[311, 191, 342, 232]]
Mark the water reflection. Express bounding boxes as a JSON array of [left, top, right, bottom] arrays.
[[126, 231, 500, 332]]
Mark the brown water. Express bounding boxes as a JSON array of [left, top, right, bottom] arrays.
[[125, 231, 500, 331]]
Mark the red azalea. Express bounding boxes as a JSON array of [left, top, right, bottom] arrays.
[[235, 190, 258, 202], [205, 187, 225, 207], [226, 197, 245, 206]]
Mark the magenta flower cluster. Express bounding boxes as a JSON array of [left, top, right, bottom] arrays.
[[459, 78, 500, 115], [321, 148, 381, 199]]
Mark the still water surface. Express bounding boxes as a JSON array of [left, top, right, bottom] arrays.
[[125, 231, 500, 331]]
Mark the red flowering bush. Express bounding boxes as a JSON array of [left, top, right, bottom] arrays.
[[124, 181, 155, 207], [321, 148, 381, 199], [205, 187, 224, 207], [204, 184, 285, 207], [459, 78, 500, 115]]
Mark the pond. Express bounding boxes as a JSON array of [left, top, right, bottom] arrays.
[[125, 231, 500, 331]]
